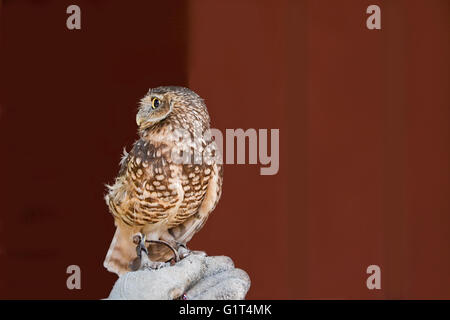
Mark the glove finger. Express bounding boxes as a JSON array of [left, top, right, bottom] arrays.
[[164, 254, 209, 299], [202, 255, 235, 278], [186, 268, 250, 300], [167, 255, 234, 299]]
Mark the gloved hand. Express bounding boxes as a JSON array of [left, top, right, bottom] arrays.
[[106, 252, 251, 300]]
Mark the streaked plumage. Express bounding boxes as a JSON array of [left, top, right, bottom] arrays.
[[104, 86, 223, 275]]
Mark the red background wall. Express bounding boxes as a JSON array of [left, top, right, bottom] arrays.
[[0, 0, 449, 299]]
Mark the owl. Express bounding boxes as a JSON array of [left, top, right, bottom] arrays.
[[104, 86, 223, 275]]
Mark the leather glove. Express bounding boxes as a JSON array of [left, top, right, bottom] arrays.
[[106, 253, 251, 300]]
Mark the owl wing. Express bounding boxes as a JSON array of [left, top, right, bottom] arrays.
[[104, 140, 183, 274], [107, 139, 182, 227]]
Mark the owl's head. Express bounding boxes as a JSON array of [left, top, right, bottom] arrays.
[[136, 86, 207, 131]]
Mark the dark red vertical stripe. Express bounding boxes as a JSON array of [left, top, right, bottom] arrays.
[[285, 0, 309, 299], [381, 0, 408, 299]]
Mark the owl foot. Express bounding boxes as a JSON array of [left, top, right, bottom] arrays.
[[176, 243, 207, 260], [177, 244, 191, 260], [132, 233, 148, 259], [132, 235, 169, 270]]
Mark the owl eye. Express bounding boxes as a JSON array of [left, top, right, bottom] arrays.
[[151, 97, 160, 109]]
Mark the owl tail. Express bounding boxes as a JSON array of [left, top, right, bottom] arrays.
[[103, 226, 136, 276]]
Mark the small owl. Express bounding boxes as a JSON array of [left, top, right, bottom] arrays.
[[104, 86, 223, 275]]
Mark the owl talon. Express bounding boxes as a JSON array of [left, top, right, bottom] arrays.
[[177, 244, 191, 260], [133, 233, 148, 259]]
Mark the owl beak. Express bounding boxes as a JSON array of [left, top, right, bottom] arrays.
[[136, 111, 153, 129], [136, 113, 144, 127]]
